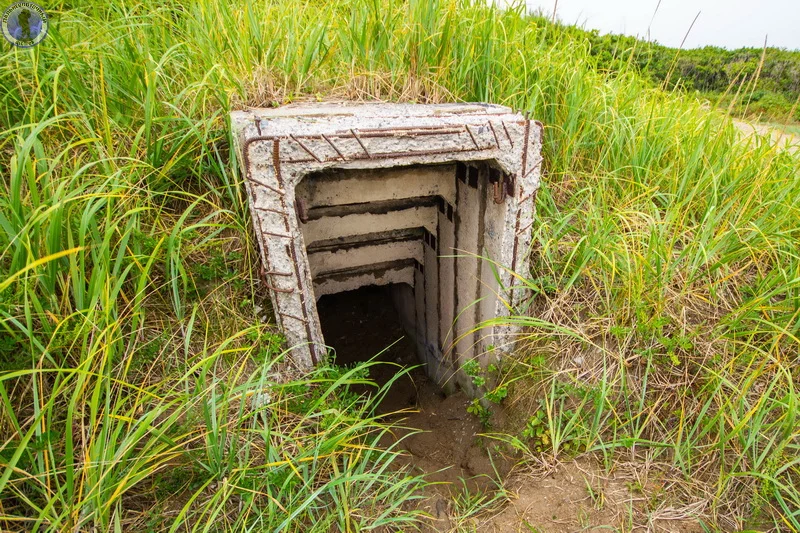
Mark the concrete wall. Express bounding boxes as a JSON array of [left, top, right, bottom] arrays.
[[298, 162, 514, 392], [299, 165, 453, 383], [390, 283, 417, 342]]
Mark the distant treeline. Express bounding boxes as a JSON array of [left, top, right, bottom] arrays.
[[540, 20, 800, 121]]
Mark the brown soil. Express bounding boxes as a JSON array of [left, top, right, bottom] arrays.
[[317, 287, 706, 532], [317, 286, 513, 530], [479, 458, 706, 533]]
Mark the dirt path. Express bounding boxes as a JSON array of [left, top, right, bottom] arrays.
[[733, 119, 799, 151], [318, 288, 706, 532]]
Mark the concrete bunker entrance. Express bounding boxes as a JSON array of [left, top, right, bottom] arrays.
[[232, 102, 542, 393], [298, 161, 515, 392], [316, 284, 423, 410]]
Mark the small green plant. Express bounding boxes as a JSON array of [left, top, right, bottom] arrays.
[[462, 358, 480, 377], [467, 398, 491, 426], [527, 354, 547, 369], [529, 275, 558, 295], [521, 385, 591, 456], [584, 479, 605, 510], [451, 478, 509, 527], [485, 385, 508, 404], [523, 521, 542, 533], [522, 409, 551, 451], [462, 358, 487, 388], [247, 329, 285, 364], [609, 324, 631, 339]]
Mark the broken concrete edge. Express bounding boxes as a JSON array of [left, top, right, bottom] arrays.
[[231, 101, 543, 397]]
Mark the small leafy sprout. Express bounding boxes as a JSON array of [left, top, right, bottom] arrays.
[[467, 398, 491, 426], [522, 409, 551, 451], [462, 359, 480, 377], [485, 385, 508, 404], [462, 358, 486, 388], [609, 324, 630, 338]]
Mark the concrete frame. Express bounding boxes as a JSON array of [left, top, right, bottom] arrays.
[[232, 102, 542, 391]]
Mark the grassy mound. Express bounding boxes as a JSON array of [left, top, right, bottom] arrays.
[[1, 0, 798, 530]]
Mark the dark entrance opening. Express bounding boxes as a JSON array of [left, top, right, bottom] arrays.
[[316, 284, 432, 413], [316, 284, 512, 504]]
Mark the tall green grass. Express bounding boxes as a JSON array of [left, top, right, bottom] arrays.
[[1, 0, 798, 530]]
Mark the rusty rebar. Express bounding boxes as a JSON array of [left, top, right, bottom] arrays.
[[350, 128, 372, 159]]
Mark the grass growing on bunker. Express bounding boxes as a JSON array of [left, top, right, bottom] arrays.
[[1, 0, 799, 531]]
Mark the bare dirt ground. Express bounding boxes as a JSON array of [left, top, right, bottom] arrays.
[[473, 459, 706, 533], [318, 287, 706, 532], [733, 119, 799, 151], [318, 287, 512, 529]]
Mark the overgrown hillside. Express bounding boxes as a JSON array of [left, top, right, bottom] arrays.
[[565, 24, 800, 123], [1, 0, 798, 531]]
